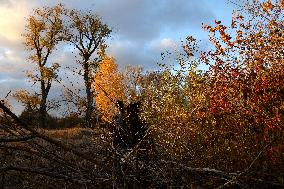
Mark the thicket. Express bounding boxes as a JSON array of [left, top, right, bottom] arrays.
[[0, 0, 283, 188]]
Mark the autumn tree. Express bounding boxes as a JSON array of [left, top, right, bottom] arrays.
[[138, 37, 205, 160], [24, 5, 65, 127], [64, 9, 112, 127], [93, 56, 125, 122], [199, 0, 284, 172]]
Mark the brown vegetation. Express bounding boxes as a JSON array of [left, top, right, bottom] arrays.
[[0, 0, 283, 188]]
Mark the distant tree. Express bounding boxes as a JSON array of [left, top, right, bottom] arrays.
[[57, 112, 84, 128], [23, 4, 65, 128], [13, 89, 40, 111], [13, 89, 41, 126], [121, 65, 144, 103], [64, 8, 112, 127], [19, 102, 40, 127], [13, 89, 61, 128], [93, 56, 125, 122]]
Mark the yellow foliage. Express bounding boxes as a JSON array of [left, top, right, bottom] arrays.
[[93, 56, 126, 122], [12, 89, 40, 109]]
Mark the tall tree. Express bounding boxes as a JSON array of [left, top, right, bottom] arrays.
[[93, 56, 125, 122], [65, 9, 112, 127], [24, 5, 65, 127]]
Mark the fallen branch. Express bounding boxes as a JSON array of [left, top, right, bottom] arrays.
[[0, 165, 91, 184], [0, 100, 99, 165], [0, 134, 35, 143]]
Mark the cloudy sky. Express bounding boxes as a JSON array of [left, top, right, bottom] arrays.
[[0, 0, 235, 114]]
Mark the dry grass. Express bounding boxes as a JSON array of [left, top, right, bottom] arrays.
[[41, 127, 101, 139]]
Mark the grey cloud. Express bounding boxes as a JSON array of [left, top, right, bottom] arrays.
[[89, 0, 214, 68], [0, 43, 30, 79], [158, 0, 213, 28], [93, 0, 214, 42], [107, 40, 161, 70], [30, 0, 215, 68], [0, 36, 25, 52], [35, 0, 214, 42]]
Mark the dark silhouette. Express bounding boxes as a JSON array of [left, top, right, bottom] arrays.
[[112, 101, 152, 158]]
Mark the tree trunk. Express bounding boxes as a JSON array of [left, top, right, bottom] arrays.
[[83, 62, 94, 128], [39, 92, 48, 128], [39, 80, 51, 128]]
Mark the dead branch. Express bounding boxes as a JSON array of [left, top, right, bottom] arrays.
[[0, 100, 99, 165], [0, 165, 91, 184], [0, 134, 35, 143]]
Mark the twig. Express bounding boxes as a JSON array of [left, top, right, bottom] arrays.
[[4, 91, 11, 99]]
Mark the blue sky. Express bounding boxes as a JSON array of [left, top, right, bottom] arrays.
[[0, 0, 236, 114]]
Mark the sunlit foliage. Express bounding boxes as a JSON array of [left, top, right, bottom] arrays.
[[93, 56, 126, 121], [1, 0, 283, 188], [12, 89, 40, 110], [23, 4, 65, 127], [201, 0, 283, 168]]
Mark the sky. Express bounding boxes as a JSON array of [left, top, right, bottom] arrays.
[[0, 0, 236, 114]]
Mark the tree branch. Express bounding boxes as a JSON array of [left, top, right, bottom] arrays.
[[0, 134, 35, 143], [0, 165, 91, 184], [0, 100, 99, 165]]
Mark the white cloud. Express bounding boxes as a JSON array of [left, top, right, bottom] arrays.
[[160, 38, 176, 48], [150, 38, 176, 51]]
